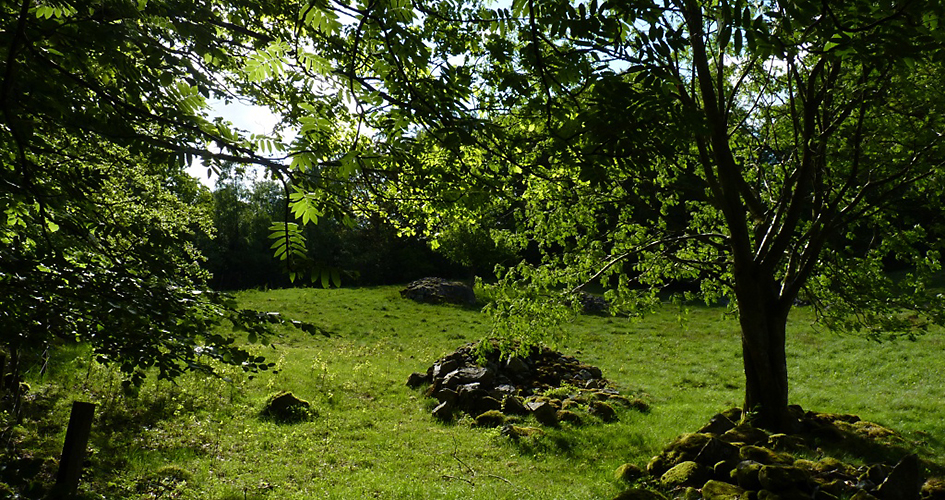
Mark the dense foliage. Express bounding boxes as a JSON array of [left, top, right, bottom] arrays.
[[0, 0, 328, 408], [199, 168, 478, 289], [260, 0, 945, 430], [4, 0, 945, 434]]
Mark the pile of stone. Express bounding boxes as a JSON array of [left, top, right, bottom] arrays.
[[406, 340, 648, 427], [400, 277, 477, 306], [571, 291, 610, 315], [614, 406, 945, 500]]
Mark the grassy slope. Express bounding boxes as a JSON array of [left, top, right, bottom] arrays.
[[21, 286, 945, 499]]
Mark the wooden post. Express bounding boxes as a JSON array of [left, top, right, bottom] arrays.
[[53, 401, 96, 498]]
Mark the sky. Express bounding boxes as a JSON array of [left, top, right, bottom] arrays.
[[186, 98, 283, 188]]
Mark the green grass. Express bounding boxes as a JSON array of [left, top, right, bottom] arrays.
[[11, 286, 945, 499]]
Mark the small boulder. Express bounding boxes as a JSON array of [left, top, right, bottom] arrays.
[[615, 463, 646, 483], [406, 372, 430, 388], [759, 464, 810, 491], [694, 437, 740, 466], [556, 410, 583, 425], [261, 391, 311, 423], [612, 489, 668, 500], [733, 460, 763, 490], [739, 445, 794, 465], [432, 401, 454, 421], [921, 478, 945, 499], [660, 461, 711, 489], [702, 480, 750, 500], [433, 388, 458, 404], [876, 454, 921, 500], [699, 413, 738, 435], [502, 395, 530, 416], [722, 423, 770, 445], [647, 433, 715, 476], [767, 433, 806, 451], [442, 366, 494, 388], [400, 277, 477, 305], [474, 410, 507, 427], [468, 395, 502, 416], [589, 401, 618, 422], [500, 425, 544, 440], [526, 400, 558, 426]]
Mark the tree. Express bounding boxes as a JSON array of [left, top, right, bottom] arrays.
[[0, 0, 328, 404], [273, 0, 945, 431]]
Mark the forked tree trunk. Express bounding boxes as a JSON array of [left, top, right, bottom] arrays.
[[734, 273, 798, 433]]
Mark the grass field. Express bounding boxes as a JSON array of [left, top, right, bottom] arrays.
[[11, 286, 945, 499]]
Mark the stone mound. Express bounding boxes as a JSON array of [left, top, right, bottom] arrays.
[[614, 406, 943, 500], [400, 277, 477, 305], [571, 291, 610, 315], [406, 340, 648, 427]]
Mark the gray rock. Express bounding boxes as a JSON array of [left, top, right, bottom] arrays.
[[432, 401, 454, 421], [525, 400, 558, 426], [467, 395, 502, 416], [504, 356, 529, 376], [699, 413, 737, 435], [406, 372, 430, 388], [442, 366, 494, 388], [876, 454, 921, 500], [433, 359, 459, 378], [400, 277, 477, 305], [433, 388, 458, 404], [502, 395, 530, 416]]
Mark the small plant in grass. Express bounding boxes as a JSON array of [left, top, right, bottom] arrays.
[[541, 383, 582, 400]]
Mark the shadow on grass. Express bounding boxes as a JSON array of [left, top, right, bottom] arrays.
[[802, 412, 945, 476]]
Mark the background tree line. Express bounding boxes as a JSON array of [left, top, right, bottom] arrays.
[[196, 166, 515, 289]]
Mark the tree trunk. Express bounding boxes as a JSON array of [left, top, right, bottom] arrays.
[[734, 272, 798, 433]]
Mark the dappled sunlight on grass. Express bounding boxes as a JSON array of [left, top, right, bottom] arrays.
[[11, 286, 945, 498]]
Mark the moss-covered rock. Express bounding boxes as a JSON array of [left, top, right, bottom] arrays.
[[261, 391, 312, 423], [722, 423, 770, 445], [660, 461, 711, 488], [702, 479, 751, 499], [474, 410, 507, 427], [922, 478, 945, 499], [612, 488, 668, 500], [589, 401, 617, 422], [759, 464, 810, 491], [615, 463, 646, 483], [555, 409, 583, 425], [500, 425, 544, 440], [733, 460, 763, 490], [647, 433, 715, 476], [738, 445, 794, 465]]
